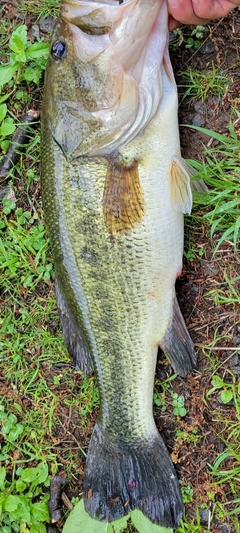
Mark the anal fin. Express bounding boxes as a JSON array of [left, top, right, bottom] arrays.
[[160, 294, 196, 377], [55, 278, 93, 376]]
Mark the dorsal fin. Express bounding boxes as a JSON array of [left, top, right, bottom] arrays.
[[170, 156, 193, 214], [102, 158, 145, 237]]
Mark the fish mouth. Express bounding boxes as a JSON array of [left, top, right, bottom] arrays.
[[62, 0, 135, 35]]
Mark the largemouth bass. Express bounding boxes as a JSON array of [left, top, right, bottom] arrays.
[[41, 0, 196, 527]]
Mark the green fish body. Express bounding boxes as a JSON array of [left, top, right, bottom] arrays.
[[41, 0, 196, 527]]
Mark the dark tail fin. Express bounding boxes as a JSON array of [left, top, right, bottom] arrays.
[[83, 423, 183, 528], [160, 294, 196, 377]]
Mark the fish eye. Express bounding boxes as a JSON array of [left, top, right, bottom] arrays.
[[51, 40, 67, 60]]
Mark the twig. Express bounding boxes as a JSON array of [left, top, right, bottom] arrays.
[[0, 109, 40, 180], [58, 418, 87, 457], [61, 491, 74, 511], [209, 351, 239, 379], [195, 345, 239, 351]]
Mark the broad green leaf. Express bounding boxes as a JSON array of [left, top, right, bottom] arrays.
[[0, 139, 10, 152], [0, 103, 7, 122], [9, 495, 31, 523], [9, 25, 27, 52], [177, 396, 184, 407], [0, 120, 16, 138], [0, 467, 6, 489], [30, 524, 46, 533], [15, 479, 27, 493], [23, 65, 42, 85], [4, 494, 22, 512], [6, 413, 18, 426], [26, 41, 49, 59], [62, 499, 114, 533], [8, 423, 24, 442], [15, 51, 27, 63], [131, 509, 173, 533], [112, 515, 129, 532], [211, 375, 224, 389], [221, 389, 233, 404], [30, 501, 50, 522], [20, 462, 48, 487], [2, 526, 11, 533]]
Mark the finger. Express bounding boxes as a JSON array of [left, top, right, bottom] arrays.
[[168, 15, 182, 30], [186, 0, 240, 20], [167, 0, 211, 26]]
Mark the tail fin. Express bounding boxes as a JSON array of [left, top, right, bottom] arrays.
[[83, 423, 183, 528], [160, 294, 196, 377]]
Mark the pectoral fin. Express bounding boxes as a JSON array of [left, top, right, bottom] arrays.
[[170, 157, 193, 214], [103, 157, 145, 237]]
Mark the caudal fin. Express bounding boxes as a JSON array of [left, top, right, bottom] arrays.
[[83, 423, 183, 528], [160, 294, 196, 377]]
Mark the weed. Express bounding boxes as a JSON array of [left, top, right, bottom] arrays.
[[170, 26, 205, 51], [0, 101, 16, 151], [0, 24, 49, 151], [0, 209, 53, 295], [184, 240, 205, 262], [206, 271, 240, 306], [179, 63, 228, 102], [206, 371, 240, 521], [179, 483, 194, 504], [176, 508, 210, 532], [207, 372, 240, 405], [63, 373, 100, 426], [171, 393, 187, 417], [153, 391, 166, 412], [185, 26, 205, 49], [187, 114, 240, 252], [0, 462, 50, 533], [175, 427, 201, 446], [0, 405, 51, 532], [0, 25, 49, 88]]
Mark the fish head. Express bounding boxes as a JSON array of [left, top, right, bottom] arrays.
[[42, 0, 169, 159]]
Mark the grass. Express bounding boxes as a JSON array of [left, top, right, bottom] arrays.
[[187, 117, 240, 252], [178, 64, 229, 102], [19, 0, 61, 18], [0, 5, 240, 533]]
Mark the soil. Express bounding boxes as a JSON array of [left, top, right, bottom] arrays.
[[1, 4, 240, 532]]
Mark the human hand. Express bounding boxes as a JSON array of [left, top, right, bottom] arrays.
[[168, 0, 240, 30]]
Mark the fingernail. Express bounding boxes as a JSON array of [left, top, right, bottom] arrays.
[[192, 0, 199, 4], [168, 0, 179, 8]]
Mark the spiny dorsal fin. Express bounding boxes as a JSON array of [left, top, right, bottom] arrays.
[[170, 156, 193, 214], [103, 158, 145, 237]]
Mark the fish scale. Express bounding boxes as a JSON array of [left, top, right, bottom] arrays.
[[41, 0, 196, 526]]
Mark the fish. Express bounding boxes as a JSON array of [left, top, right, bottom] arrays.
[[41, 0, 197, 527]]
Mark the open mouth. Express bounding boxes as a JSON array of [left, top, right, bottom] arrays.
[[62, 0, 132, 36]]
